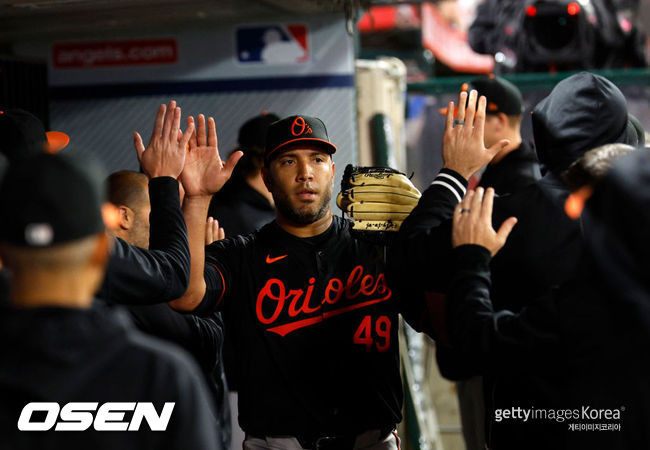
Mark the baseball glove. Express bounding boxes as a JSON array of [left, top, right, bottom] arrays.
[[337, 165, 421, 232]]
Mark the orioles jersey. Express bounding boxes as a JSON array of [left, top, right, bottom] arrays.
[[195, 215, 409, 437]]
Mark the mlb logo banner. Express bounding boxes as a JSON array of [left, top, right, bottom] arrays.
[[236, 24, 309, 65]]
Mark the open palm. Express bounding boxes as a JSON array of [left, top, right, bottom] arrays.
[[134, 100, 194, 179], [180, 114, 242, 197], [442, 90, 509, 180]]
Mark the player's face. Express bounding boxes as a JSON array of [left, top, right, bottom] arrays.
[[264, 148, 335, 225], [132, 201, 151, 249], [128, 187, 151, 249]]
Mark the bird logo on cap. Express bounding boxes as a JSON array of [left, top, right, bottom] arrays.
[[290, 116, 313, 137]]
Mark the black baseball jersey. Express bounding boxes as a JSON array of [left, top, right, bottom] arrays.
[[195, 216, 405, 436]]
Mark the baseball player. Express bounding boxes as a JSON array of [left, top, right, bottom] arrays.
[[0, 151, 218, 450], [396, 73, 645, 450], [105, 169, 231, 449], [0, 103, 194, 308], [169, 96, 499, 449]]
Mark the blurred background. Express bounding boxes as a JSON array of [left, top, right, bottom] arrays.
[[1, 1, 648, 449]]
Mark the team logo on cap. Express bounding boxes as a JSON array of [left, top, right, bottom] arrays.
[[25, 223, 54, 246], [290, 116, 312, 136]]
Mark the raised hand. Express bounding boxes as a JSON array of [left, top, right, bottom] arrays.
[[180, 114, 242, 198], [134, 101, 194, 179], [205, 217, 225, 245], [452, 187, 517, 256], [442, 90, 510, 180]]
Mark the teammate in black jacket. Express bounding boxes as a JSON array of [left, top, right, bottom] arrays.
[[442, 75, 540, 197], [447, 147, 650, 448], [106, 169, 230, 449], [0, 105, 192, 309], [470, 76, 540, 195], [0, 126, 219, 450], [168, 91, 503, 448], [397, 73, 645, 450], [453, 74, 540, 450]]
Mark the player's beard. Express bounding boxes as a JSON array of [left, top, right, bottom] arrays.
[[273, 178, 333, 225]]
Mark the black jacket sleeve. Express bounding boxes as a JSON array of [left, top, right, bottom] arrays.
[[446, 244, 562, 376], [401, 169, 467, 234], [391, 169, 467, 280], [191, 235, 250, 317], [392, 169, 467, 290], [390, 169, 467, 338], [128, 304, 224, 372], [97, 177, 190, 305], [397, 169, 466, 261]]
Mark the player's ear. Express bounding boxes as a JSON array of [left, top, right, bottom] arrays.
[[118, 206, 134, 230], [331, 159, 335, 178]]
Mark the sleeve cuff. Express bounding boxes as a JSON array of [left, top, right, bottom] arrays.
[[451, 244, 492, 273], [148, 177, 180, 207], [431, 169, 468, 203], [192, 263, 225, 317]]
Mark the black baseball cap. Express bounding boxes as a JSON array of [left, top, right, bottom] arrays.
[[0, 109, 69, 161], [238, 112, 280, 149], [0, 153, 106, 247], [265, 115, 337, 161], [469, 75, 524, 116]]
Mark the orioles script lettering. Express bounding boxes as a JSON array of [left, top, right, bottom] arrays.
[[256, 265, 392, 336]]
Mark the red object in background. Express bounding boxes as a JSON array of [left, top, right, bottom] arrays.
[[358, 6, 398, 31], [52, 39, 178, 69], [359, 3, 493, 74], [526, 5, 538, 16], [420, 3, 494, 74], [358, 5, 421, 31], [567, 2, 580, 15]]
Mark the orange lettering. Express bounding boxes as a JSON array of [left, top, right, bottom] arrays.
[[344, 265, 364, 299], [288, 278, 320, 316], [323, 278, 344, 305], [256, 278, 286, 324], [287, 289, 305, 317], [257, 269, 393, 336], [360, 274, 375, 296], [375, 273, 389, 295]]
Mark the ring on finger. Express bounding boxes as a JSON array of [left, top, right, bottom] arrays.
[[453, 119, 465, 126], [460, 208, 471, 214]]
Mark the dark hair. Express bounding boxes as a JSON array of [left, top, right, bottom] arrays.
[[231, 145, 265, 180], [106, 170, 148, 209], [562, 143, 636, 191]]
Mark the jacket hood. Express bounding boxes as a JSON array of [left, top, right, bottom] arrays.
[[532, 72, 638, 175], [582, 149, 650, 339]]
